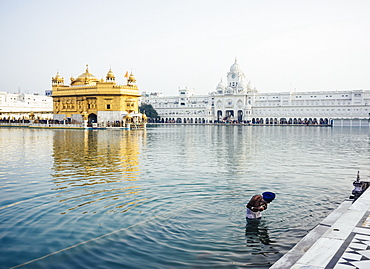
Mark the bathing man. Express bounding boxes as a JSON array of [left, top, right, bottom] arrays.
[[246, 192, 276, 221]]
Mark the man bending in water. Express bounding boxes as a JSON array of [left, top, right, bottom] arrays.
[[246, 192, 276, 221]]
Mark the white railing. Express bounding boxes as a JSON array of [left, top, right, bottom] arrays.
[[0, 122, 30, 126], [0, 122, 146, 129], [30, 123, 84, 128]]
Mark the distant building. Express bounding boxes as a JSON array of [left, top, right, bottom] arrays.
[[0, 91, 53, 120], [141, 88, 213, 123], [141, 59, 370, 126], [51, 65, 143, 126]]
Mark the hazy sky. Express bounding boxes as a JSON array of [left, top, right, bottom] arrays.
[[1, 0, 369, 95]]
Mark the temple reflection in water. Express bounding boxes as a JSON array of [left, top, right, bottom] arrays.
[[51, 129, 147, 214]]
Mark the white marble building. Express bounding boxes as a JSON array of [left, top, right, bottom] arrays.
[[141, 88, 213, 123], [141, 60, 370, 126], [0, 91, 53, 120]]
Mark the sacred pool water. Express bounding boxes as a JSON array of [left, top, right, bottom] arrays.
[[1, 125, 369, 268]]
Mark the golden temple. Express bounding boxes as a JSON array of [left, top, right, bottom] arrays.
[[51, 65, 144, 127]]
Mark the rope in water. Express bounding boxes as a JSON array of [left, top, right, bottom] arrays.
[[10, 199, 204, 269]]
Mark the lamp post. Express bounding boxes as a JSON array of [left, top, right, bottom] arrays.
[[82, 112, 88, 128], [352, 171, 364, 201]]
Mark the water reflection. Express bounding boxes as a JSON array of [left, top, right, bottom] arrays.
[[245, 219, 273, 246], [1, 126, 370, 268], [51, 130, 147, 214]]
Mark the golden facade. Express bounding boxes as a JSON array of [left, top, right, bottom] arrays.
[[52, 65, 141, 125]]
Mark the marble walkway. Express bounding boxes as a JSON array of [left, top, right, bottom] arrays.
[[271, 188, 370, 269]]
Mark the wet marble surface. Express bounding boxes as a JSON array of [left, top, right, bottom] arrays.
[[272, 189, 370, 269]]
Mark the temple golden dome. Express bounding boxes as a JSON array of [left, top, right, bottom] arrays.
[[106, 68, 115, 81], [71, 64, 100, 86], [52, 71, 64, 85], [128, 73, 136, 82]]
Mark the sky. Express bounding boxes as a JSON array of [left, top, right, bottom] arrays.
[[0, 0, 369, 96]]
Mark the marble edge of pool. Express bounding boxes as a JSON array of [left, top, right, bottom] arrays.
[[270, 188, 370, 269]]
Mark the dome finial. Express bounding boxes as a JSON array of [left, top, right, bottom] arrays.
[[86, 64, 89, 72]]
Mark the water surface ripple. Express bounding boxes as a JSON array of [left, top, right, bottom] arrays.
[[0, 126, 369, 268]]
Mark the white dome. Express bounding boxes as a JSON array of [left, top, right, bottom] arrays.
[[238, 81, 246, 92], [217, 79, 225, 89], [230, 58, 241, 73]]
